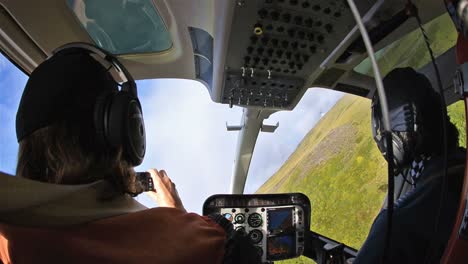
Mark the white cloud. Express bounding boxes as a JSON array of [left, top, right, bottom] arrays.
[[134, 79, 342, 213]]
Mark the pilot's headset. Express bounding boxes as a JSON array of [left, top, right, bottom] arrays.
[[371, 68, 429, 175], [52, 42, 146, 166]]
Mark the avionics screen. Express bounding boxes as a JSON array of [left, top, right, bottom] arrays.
[[267, 208, 294, 233], [267, 235, 296, 260]]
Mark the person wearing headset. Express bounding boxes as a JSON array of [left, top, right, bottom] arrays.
[[0, 43, 259, 263], [354, 68, 465, 263]]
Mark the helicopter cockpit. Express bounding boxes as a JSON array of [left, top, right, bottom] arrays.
[[1, 0, 468, 263]]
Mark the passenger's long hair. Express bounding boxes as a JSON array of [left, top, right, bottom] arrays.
[[16, 121, 137, 195]]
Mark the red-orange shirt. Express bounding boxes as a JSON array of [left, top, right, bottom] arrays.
[[0, 207, 226, 264]]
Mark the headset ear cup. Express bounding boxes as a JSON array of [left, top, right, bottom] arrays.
[[127, 99, 146, 165], [107, 92, 145, 166], [107, 92, 130, 148], [94, 92, 113, 146]]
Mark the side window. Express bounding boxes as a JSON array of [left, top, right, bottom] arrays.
[[0, 53, 28, 174]]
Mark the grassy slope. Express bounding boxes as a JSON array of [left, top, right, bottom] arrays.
[[256, 13, 465, 264], [257, 95, 388, 249]]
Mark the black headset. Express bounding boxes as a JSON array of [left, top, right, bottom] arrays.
[[371, 93, 423, 175], [52, 42, 146, 166]]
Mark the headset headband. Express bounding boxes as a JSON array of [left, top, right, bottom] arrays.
[[52, 42, 138, 97]]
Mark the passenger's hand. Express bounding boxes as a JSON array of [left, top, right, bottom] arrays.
[[146, 169, 186, 213]]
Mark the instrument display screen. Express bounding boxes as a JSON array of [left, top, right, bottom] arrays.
[[267, 235, 296, 260], [268, 207, 294, 234]]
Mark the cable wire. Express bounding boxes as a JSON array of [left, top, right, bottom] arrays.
[[405, 1, 449, 263], [345, 1, 395, 263]]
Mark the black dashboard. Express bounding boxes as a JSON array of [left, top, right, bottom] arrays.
[[203, 193, 311, 263]]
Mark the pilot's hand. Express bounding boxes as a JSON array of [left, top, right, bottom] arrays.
[[146, 169, 186, 213]]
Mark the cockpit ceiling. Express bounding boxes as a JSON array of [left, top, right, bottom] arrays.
[[0, 0, 450, 108], [222, 0, 373, 110], [221, 0, 448, 111]]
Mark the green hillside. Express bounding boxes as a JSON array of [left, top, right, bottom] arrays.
[[257, 95, 388, 250], [256, 13, 466, 264]]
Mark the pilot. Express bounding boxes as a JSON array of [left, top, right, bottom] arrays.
[[354, 68, 465, 263], [0, 44, 258, 263]]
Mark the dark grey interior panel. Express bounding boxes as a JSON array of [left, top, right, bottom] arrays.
[[222, 0, 374, 110]]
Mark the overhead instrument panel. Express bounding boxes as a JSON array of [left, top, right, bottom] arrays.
[[203, 193, 311, 263], [221, 0, 373, 110]]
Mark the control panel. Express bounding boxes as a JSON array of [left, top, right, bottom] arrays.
[[203, 193, 311, 263]]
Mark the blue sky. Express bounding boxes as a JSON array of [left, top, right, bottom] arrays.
[[0, 53, 343, 213]]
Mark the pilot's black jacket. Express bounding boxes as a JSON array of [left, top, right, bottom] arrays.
[[354, 149, 465, 264]]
